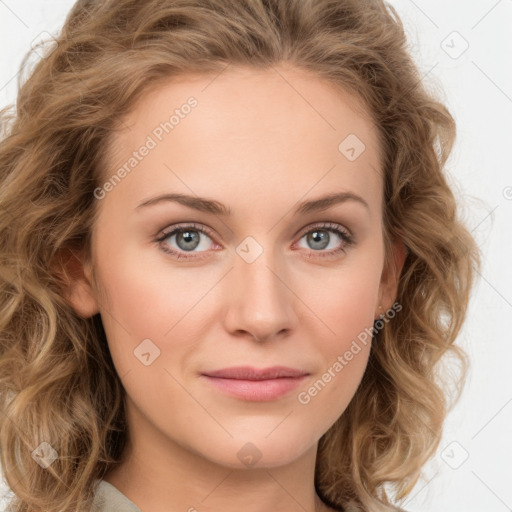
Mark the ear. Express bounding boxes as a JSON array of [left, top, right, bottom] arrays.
[[375, 238, 407, 318], [52, 247, 100, 318]]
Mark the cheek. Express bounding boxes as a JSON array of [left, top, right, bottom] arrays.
[[317, 274, 377, 384], [295, 279, 378, 435], [293, 253, 382, 413], [92, 240, 216, 376], [302, 256, 383, 348], [97, 215, 216, 322]]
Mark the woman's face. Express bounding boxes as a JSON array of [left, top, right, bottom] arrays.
[[71, 64, 401, 469]]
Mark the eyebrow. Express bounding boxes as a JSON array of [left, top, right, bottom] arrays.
[[136, 191, 369, 216]]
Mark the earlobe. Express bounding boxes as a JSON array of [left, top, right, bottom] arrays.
[[52, 247, 100, 318]]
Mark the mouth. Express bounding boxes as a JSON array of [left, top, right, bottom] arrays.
[[200, 366, 309, 401]]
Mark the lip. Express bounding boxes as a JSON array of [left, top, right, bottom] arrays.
[[202, 366, 308, 380], [201, 366, 309, 401]]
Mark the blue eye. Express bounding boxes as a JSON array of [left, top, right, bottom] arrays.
[[156, 223, 216, 260], [156, 222, 354, 260], [295, 222, 354, 259]]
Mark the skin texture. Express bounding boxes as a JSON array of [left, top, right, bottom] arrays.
[[64, 64, 405, 512]]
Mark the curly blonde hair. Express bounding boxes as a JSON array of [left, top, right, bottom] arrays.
[[0, 0, 480, 511]]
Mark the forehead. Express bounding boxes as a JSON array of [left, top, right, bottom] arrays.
[[102, 64, 383, 216]]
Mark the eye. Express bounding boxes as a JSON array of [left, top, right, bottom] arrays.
[[156, 223, 218, 260], [294, 222, 354, 259], [156, 221, 354, 261]]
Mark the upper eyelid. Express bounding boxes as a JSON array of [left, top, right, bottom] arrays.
[[157, 222, 214, 239], [296, 222, 351, 238]]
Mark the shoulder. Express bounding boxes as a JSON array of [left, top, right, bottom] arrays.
[[92, 480, 142, 512]]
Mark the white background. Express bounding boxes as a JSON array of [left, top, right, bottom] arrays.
[[1, 1, 511, 511]]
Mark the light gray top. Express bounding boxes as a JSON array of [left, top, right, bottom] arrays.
[[93, 480, 142, 512], [90, 479, 402, 512]]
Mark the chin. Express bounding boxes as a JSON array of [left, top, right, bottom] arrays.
[[195, 430, 319, 470]]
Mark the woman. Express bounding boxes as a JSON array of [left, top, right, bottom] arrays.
[[0, 0, 480, 511]]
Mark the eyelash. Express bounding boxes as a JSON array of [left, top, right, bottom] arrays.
[[155, 222, 354, 261]]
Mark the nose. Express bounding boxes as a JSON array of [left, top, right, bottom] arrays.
[[223, 246, 298, 343]]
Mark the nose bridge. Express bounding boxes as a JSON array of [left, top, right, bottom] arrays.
[[225, 238, 296, 340]]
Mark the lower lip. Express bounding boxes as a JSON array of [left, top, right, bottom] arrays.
[[201, 375, 307, 401]]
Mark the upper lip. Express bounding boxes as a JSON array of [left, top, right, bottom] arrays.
[[202, 366, 309, 380]]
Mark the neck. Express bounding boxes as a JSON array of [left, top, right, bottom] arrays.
[[103, 402, 334, 512]]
